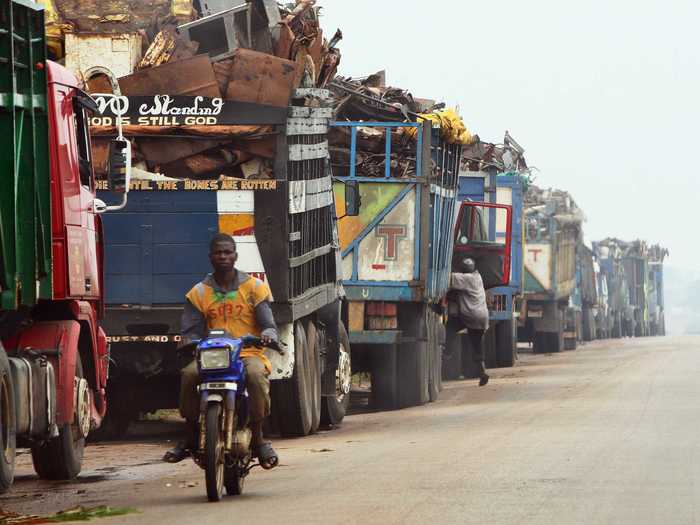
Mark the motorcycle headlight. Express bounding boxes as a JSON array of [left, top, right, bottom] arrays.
[[200, 348, 230, 370]]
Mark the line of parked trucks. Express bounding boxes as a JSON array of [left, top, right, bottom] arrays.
[[0, 0, 667, 493]]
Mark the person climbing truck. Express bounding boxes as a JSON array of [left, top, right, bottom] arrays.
[[449, 258, 490, 386]]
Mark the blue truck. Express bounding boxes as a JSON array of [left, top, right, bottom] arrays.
[[647, 245, 668, 336], [331, 120, 463, 409], [97, 90, 350, 438], [441, 169, 521, 378]]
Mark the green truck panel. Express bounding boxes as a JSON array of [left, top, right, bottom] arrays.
[[0, 0, 51, 310]]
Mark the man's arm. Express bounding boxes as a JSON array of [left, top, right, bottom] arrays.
[[255, 301, 278, 342], [450, 272, 469, 291], [181, 299, 207, 345]]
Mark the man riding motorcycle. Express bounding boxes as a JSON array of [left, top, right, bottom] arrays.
[[163, 233, 279, 469]]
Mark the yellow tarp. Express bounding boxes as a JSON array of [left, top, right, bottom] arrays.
[[403, 108, 475, 145]]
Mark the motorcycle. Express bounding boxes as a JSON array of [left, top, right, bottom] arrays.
[[190, 330, 284, 501]]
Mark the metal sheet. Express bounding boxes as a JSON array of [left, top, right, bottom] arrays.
[[118, 55, 221, 97], [286, 117, 328, 135], [288, 141, 328, 161], [138, 138, 229, 166], [225, 49, 300, 107]]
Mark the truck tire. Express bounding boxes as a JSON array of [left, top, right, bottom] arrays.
[[533, 331, 562, 353], [0, 345, 16, 494], [441, 322, 462, 381], [581, 309, 590, 341], [370, 344, 398, 410], [32, 356, 85, 480], [304, 321, 322, 434], [484, 327, 499, 369], [320, 321, 351, 426], [397, 340, 428, 408], [270, 321, 319, 437], [496, 319, 516, 368], [428, 315, 445, 403], [427, 311, 442, 402]]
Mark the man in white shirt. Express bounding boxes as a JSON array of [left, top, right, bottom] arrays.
[[450, 258, 490, 386]]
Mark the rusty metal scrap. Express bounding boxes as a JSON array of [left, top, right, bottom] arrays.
[[224, 49, 302, 107], [137, 25, 199, 70], [51, 0, 194, 33], [79, 0, 340, 182], [119, 55, 221, 97], [90, 124, 273, 139]]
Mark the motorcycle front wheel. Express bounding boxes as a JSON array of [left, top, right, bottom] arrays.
[[204, 403, 225, 502], [224, 462, 245, 496]]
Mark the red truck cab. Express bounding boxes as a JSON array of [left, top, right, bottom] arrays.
[[0, 57, 112, 490]]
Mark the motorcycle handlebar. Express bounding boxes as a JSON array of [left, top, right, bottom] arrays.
[[178, 335, 286, 357], [241, 335, 286, 354]]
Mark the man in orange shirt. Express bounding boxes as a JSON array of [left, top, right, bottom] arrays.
[[163, 233, 279, 469]]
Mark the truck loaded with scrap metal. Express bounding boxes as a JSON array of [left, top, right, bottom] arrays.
[[0, 0, 130, 491], [49, 0, 349, 437], [327, 75, 515, 407], [519, 186, 584, 353], [441, 134, 526, 379], [593, 239, 668, 338]]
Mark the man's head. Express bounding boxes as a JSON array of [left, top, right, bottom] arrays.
[[209, 233, 237, 273], [461, 258, 476, 274]]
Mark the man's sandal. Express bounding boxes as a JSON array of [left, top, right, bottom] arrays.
[[256, 442, 279, 470]]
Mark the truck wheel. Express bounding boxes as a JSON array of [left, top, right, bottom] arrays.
[[533, 332, 562, 353], [484, 327, 499, 369], [0, 345, 16, 494], [321, 322, 351, 426], [271, 322, 319, 437], [496, 319, 516, 368], [427, 312, 442, 402], [397, 340, 428, 408], [441, 321, 462, 381], [304, 321, 322, 433], [370, 344, 398, 410], [32, 356, 85, 480]]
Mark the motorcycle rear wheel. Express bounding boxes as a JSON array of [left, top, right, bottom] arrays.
[[204, 403, 224, 502]]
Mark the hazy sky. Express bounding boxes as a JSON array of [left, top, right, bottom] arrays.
[[321, 0, 699, 271]]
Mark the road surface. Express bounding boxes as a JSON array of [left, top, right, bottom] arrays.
[[2, 336, 698, 524]]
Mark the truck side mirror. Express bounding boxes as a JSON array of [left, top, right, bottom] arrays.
[[345, 180, 361, 217], [107, 138, 131, 194]]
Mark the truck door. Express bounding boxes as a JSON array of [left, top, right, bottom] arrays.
[[453, 202, 512, 289]]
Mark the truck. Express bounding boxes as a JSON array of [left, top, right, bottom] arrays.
[[0, 0, 122, 491], [96, 89, 349, 437], [441, 167, 519, 378], [576, 242, 599, 342], [519, 186, 583, 353], [330, 119, 464, 408], [622, 241, 650, 337], [647, 244, 668, 336], [594, 239, 632, 338]]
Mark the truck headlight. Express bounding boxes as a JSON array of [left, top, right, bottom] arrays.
[[200, 349, 230, 370]]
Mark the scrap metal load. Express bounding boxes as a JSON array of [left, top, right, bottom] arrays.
[[461, 132, 529, 174], [329, 73, 474, 178], [594, 238, 668, 337], [520, 185, 585, 353], [45, 0, 342, 181]]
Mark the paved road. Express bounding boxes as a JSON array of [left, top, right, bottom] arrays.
[[2, 336, 699, 524]]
